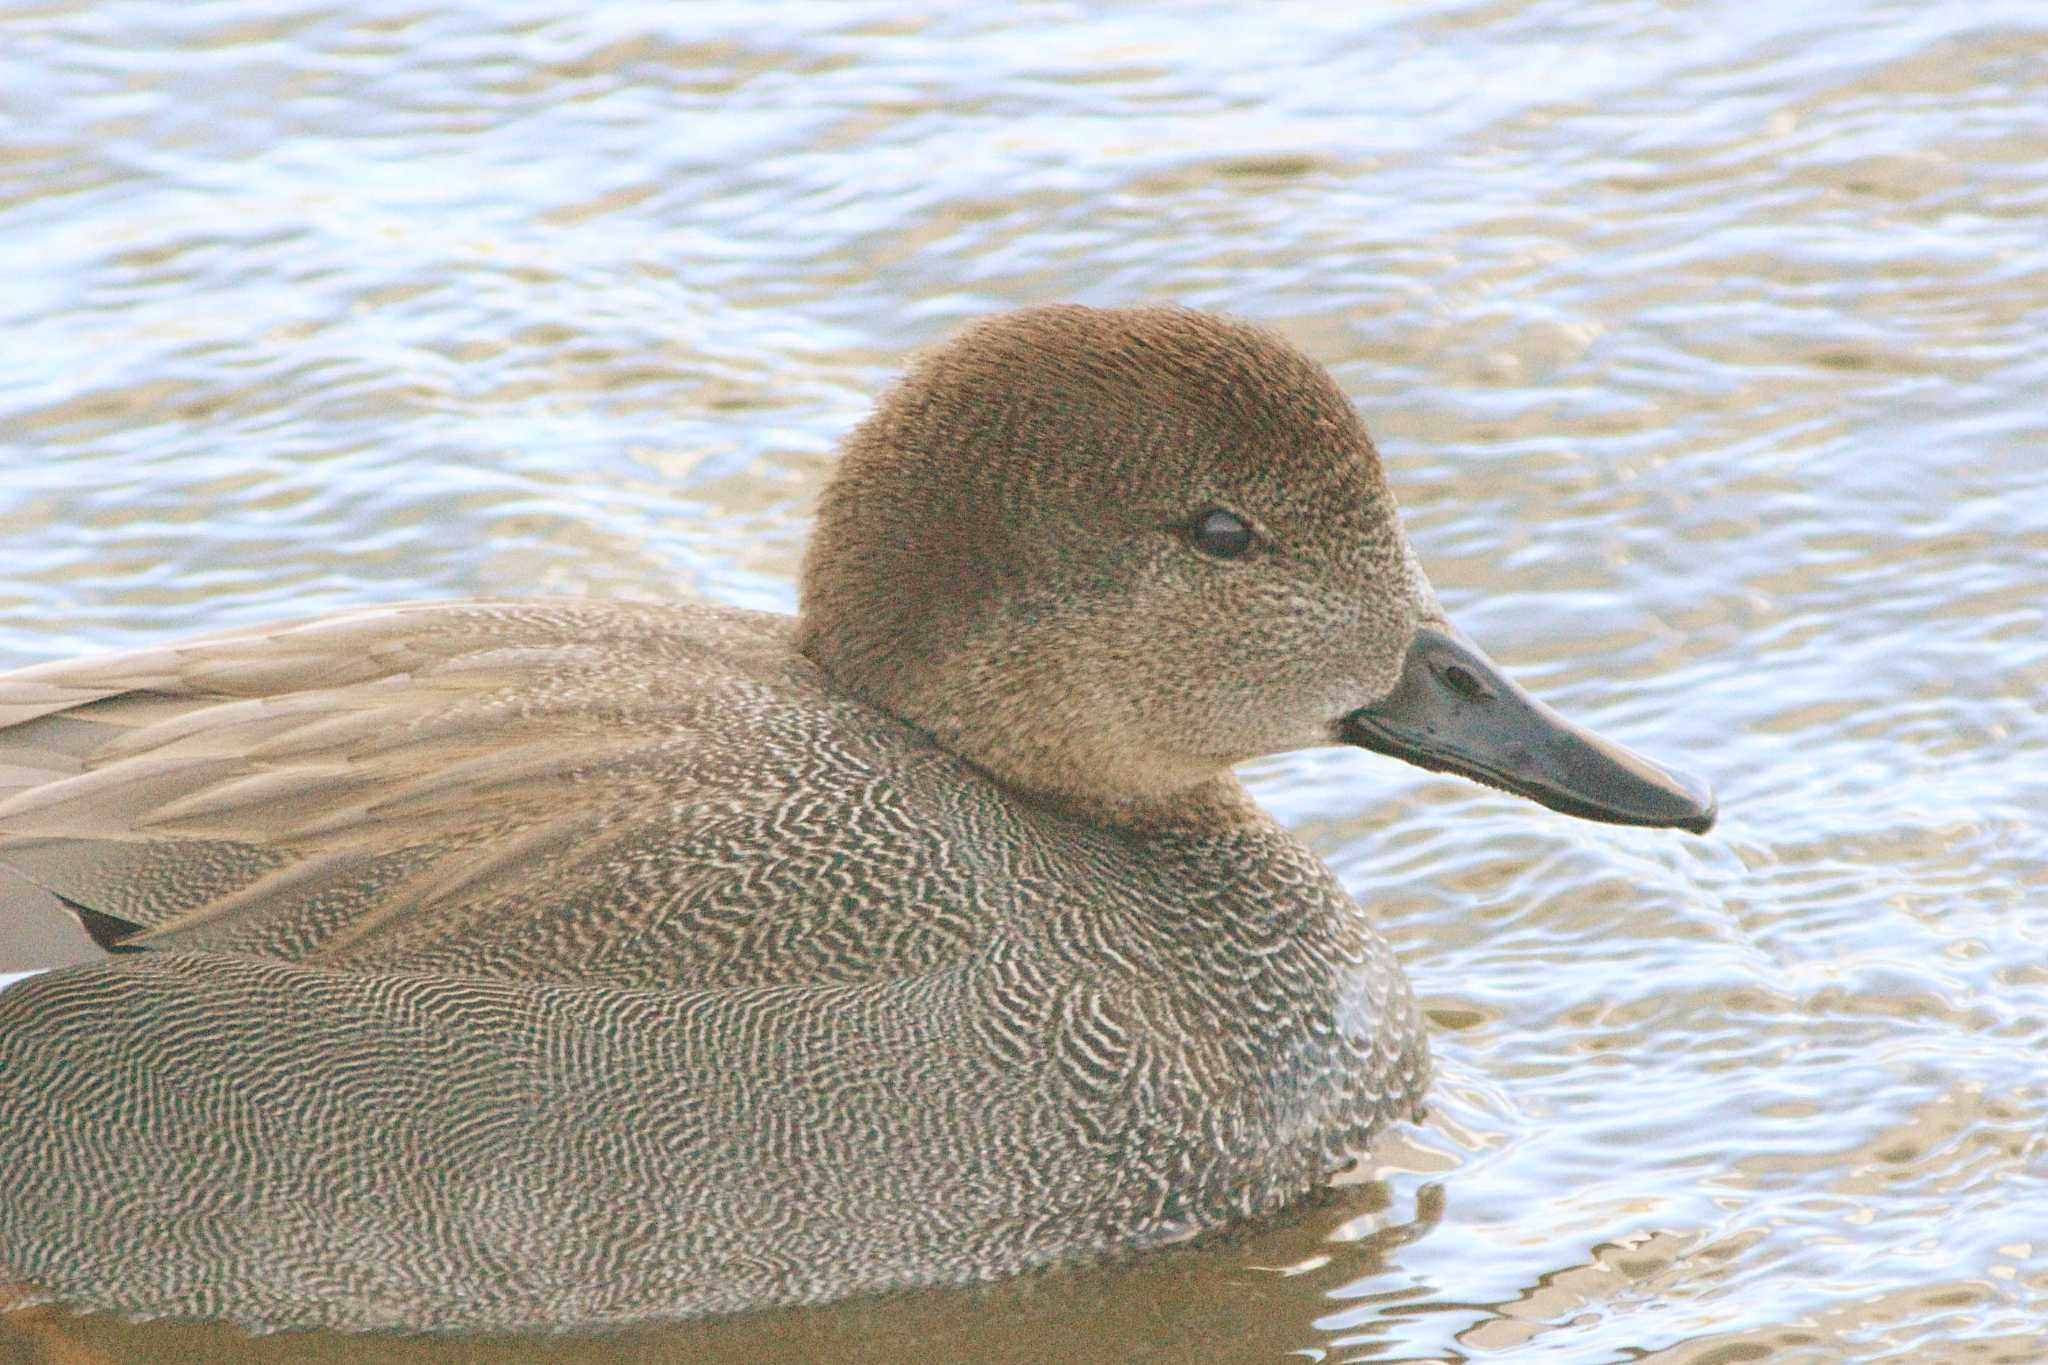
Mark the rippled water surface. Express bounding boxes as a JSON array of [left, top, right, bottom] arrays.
[[3, 1, 2046, 1361]]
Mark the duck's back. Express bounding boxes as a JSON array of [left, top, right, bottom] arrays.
[[0, 600, 1019, 987], [0, 600, 1427, 1331]]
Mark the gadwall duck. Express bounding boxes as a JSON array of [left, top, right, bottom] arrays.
[[0, 306, 1713, 1333]]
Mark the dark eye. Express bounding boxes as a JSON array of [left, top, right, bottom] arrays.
[[1187, 508, 1255, 560]]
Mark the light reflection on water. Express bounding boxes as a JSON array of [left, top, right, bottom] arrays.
[[3, 0, 2046, 1360]]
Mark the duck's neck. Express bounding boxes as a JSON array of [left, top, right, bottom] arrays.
[[1029, 771, 1266, 838], [797, 629, 1263, 839]]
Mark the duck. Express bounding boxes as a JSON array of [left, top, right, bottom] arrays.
[[0, 305, 1713, 1334]]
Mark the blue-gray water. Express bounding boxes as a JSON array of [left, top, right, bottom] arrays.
[[2, 1, 2045, 1361]]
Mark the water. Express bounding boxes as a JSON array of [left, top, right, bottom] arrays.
[[2, 0, 2045, 1360]]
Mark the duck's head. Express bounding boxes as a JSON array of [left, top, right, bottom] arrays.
[[798, 305, 1714, 836]]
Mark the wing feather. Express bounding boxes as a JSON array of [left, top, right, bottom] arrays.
[[0, 600, 799, 978]]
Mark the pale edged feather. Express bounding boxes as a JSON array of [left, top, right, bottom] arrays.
[[0, 599, 795, 973]]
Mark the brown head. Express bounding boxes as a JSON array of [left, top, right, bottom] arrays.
[[798, 305, 1714, 836]]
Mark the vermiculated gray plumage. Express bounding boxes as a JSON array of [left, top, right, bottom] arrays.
[[0, 602, 1425, 1332]]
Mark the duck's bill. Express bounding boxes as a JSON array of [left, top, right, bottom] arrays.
[[1337, 626, 1716, 835]]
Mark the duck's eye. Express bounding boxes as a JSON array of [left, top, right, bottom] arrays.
[[1187, 508, 1255, 560]]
